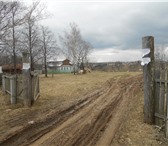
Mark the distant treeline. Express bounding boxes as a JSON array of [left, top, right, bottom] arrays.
[[89, 61, 142, 72]]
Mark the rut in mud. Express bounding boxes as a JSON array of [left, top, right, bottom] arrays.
[[0, 75, 143, 146]]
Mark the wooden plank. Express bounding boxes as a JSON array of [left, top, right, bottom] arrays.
[[155, 69, 160, 125], [158, 70, 165, 126], [160, 70, 165, 115], [2, 75, 6, 93], [31, 76, 34, 103], [10, 75, 16, 104], [166, 69, 168, 137], [32, 74, 40, 101], [155, 79, 168, 83]]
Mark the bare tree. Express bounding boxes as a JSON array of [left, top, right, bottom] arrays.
[[0, 1, 11, 45], [9, 1, 25, 73], [59, 22, 92, 74], [22, 1, 46, 71], [0, 1, 12, 58], [155, 45, 168, 69], [77, 40, 92, 70], [40, 25, 58, 77], [0, 1, 26, 65]]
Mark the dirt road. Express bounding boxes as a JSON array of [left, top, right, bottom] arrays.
[[0, 75, 142, 146]]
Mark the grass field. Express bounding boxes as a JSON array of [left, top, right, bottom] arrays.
[[0, 71, 142, 110], [39, 71, 141, 102]]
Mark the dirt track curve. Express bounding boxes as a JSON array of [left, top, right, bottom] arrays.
[[0, 75, 143, 146]]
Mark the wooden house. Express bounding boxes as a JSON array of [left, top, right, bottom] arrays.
[[47, 59, 74, 73]]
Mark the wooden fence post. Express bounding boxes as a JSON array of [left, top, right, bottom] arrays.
[[2, 75, 6, 93], [10, 75, 16, 104], [22, 52, 31, 107], [142, 36, 155, 124]]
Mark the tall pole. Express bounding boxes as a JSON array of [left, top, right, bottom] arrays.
[[142, 36, 155, 124]]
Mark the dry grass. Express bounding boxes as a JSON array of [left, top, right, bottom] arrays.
[[0, 71, 142, 141], [0, 71, 141, 111], [40, 71, 141, 101]]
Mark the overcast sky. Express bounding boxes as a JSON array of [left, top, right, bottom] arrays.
[[37, 0, 168, 62]]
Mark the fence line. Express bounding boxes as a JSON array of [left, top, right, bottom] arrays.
[[154, 68, 168, 137]]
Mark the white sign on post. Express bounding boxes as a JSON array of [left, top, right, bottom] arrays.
[[141, 48, 151, 66], [23, 63, 30, 70]]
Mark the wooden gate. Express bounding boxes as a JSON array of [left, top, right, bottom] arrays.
[[154, 69, 168, 137], [2, 73, 40, 104]]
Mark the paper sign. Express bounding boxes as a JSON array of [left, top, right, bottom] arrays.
[[141, 57, 151, 66], [141, 48, 151, 66], [23, 63, 30, 70], [142, 48, 150, 58]]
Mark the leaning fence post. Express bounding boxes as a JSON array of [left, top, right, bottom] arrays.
[[142, 36, 155, 124], [22, 52, 31, 107]]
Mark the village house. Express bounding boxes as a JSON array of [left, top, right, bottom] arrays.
[[47, 59, 74, 73]]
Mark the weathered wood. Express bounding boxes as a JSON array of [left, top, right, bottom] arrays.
[[22, 52, 31, 107], [142, 36, 155, 124], [34, 75, 39, 101], [155, 113, 166, 120], [160, 70, 165, 114], [166, 69, 168, 137], [2, 75, 6, 93], [10, 75, 16, 104], [155, 70, 160, 125], [159, 70, 165, 126], [154, 69, 168, 137]]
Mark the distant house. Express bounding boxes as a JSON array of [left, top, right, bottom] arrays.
[[47, 59, 74, 73]]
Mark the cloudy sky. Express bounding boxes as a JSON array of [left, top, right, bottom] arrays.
[[37, 0, 168, 62]]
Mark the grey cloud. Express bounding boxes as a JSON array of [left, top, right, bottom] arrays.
[[40, 1, 168, 61]]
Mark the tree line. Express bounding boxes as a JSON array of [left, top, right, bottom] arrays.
[[0, 1, 92, 77]]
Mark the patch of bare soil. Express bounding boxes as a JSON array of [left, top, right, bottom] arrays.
[[0, 72, 168, 146], [112, 86, 168, 146]]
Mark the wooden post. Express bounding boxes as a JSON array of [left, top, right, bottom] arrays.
[[2, 75, 6, 93], [10, 75, 16, 104], [22, 52, 31, 107], [142, 36, 155, 124]]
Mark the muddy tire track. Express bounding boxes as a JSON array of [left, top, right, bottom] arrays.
[[0, 80, 112, 146], [0, 75, 143, 146]]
